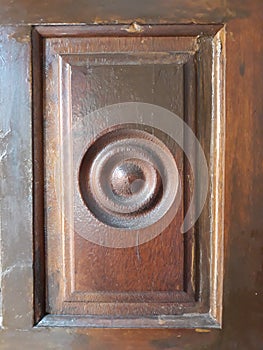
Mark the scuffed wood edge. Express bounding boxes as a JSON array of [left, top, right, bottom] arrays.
[[35, 24, 223, 38], [36, 313, 220, 329], [209, 26, 226, 327]]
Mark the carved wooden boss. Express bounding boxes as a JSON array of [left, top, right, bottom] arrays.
[[33, 24, 225, 328]]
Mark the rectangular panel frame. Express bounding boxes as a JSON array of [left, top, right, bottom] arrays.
[[32, 24, 225, 328]]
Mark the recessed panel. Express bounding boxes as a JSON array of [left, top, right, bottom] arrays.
[[33, 25, 225, 328], [70, 59, 186, 297]]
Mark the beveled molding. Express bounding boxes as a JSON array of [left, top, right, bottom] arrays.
[[32, 24, 225, 328]]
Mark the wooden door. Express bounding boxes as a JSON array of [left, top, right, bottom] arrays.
[[0, 1, 262, 349]]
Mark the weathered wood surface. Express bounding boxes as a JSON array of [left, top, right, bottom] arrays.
[[0, 26, 33, 330], [0, 0, 250, 25], [0, 0, 262, 349], [40, 30, 218, 326]]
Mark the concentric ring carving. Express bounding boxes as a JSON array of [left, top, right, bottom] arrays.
[[79, 126, 179, 230], [63, 101, 209, 247]]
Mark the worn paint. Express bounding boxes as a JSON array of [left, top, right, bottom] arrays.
[[195, 328, 211, 333], [122, 22, 144, 33]]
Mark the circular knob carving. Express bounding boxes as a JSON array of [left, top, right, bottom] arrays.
[[111, 160, 147, 197], [79, 126, 178, 230], [110, 159, 162, 209]]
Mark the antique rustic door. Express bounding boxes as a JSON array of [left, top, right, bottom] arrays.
[[0, 1, 262, 349]]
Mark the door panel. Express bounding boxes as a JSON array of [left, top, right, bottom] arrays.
[[32, 26, 224, 328], [0, 1, 262, 349]]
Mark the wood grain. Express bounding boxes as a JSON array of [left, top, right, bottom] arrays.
[[0, 1, 249, 25], [43, 34, 194, 317], [0, 0, 262, 348], [0, 26, 33, 330], [32, 25, 224, 326]]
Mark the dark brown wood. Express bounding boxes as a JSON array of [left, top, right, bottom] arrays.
[[0, 0, 262, 348], [0, 0, 249, 25], [35, 24, 223, 37], [31, 25, 224, 328], [32, 27, 46, 325], [42, 33, 194, 318]]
